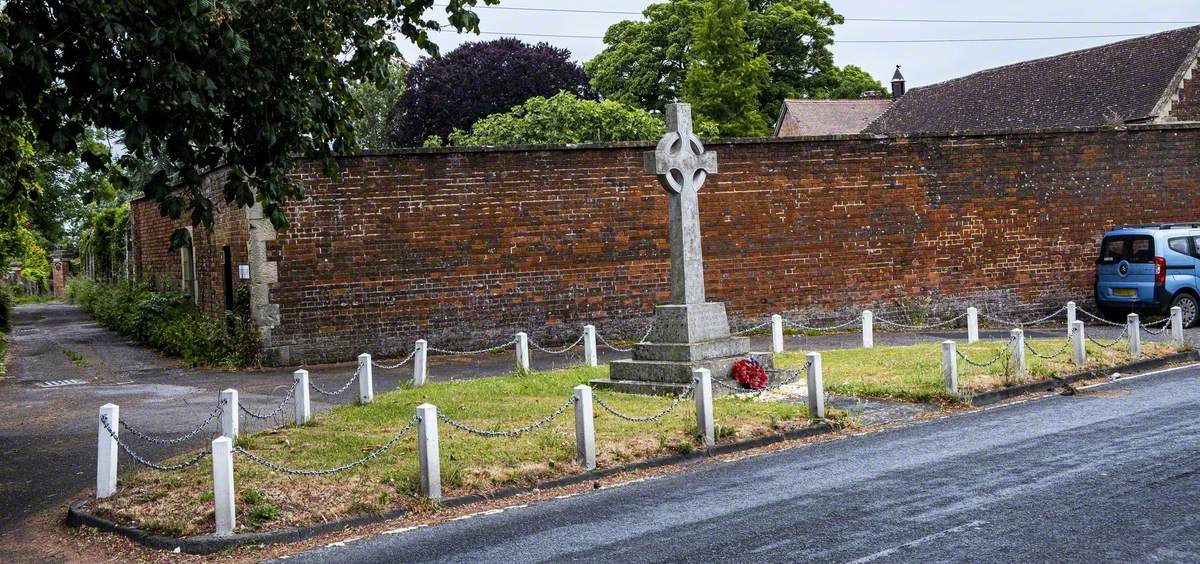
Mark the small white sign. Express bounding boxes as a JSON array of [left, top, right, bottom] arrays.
[[238, 265, 251, 280]]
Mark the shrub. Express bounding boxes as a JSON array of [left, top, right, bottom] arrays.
[[0, 285, 11, 332], [66, 278, 260, 368]]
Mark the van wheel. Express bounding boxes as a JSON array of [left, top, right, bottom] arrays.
[[1171, 293, 1199, 328]]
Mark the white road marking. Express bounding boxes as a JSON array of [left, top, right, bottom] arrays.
[[381, 524, 427, 535], [35, 379, 87, 388], [845, 520, 988, 563]]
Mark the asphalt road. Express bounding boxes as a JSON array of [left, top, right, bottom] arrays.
[[279, 364, 1200, 563], [0, 303, 1182, 560]]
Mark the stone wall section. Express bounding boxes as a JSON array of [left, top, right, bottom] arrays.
[[131, 123, 1200, 365]]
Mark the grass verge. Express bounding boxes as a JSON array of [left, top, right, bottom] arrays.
[[776, 337, 1183, 403], [89, 365, 829, 537]]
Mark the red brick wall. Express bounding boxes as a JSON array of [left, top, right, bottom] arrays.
[[131, 123, 1200, 365], [1169, 63, 1200, 121], [129, 169, 251, 314]]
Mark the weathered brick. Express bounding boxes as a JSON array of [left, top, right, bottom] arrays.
[[130, 123, 1200, 365]]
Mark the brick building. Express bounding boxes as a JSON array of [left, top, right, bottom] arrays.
[[128, 28, 1200, 366]]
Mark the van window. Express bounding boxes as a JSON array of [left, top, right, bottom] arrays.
[[1168, 237, 1191, 255], [1099, 235, 1155, 263]]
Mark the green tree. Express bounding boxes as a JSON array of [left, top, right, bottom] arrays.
[[586, 0, 873, 128], [683, 0, 772, 136], [811, 64, 887, 99], [349, 57, 409, 150], [446, 91, 720, 147], [0, 1, 494, 250]]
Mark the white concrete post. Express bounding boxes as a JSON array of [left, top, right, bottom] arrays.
[[862, 310, 874, 348], [573, 385, 596, 471], [1072, 321, 1086, 366], [771, 314, 784, 353], [515, 332, 530, 372], [1171, 306, 1185, 346], [583, 325, 598, 367], [96, 404, 119, 498], [219, 389, 238, 439], [693, 368, 714, 448], [806, 352, 825, 419], [967, 307, 979, 344], [416, 403, 441, 500], [1010, 329, 1026, 374], [1128, 313, 1141, 359], [942, 340, 958, 394], [1066, 301, 1077, 333], [357, 353, 374, 404], [413, 340, 428, 387], [294, 369, 311, 426], [211, 436, 235, 536]]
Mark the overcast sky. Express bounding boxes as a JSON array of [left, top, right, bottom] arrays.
[[396, 1, 1200, 90]]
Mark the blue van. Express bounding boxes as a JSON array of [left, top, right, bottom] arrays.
[[1095, 225, 1200, 327]]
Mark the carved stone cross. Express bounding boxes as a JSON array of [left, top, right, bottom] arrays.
[[644, 103, 718, 305]]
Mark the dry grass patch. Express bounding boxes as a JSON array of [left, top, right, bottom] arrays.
[[89, 365, 816, 536]]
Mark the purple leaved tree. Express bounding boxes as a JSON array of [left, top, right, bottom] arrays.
[[389, 38, 593, 147]]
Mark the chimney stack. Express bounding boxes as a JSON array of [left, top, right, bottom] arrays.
[[891, 65, 905, 100]]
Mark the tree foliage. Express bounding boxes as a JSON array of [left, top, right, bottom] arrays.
[[586, 0, 876, 129], [811, 64, 886, 99], [683, 0, 772, 136], [0, 0, 494, 249], [389, 38, 592, 147], [78, 204, 130, 281], [446, 91, 719, 147], [349, 57, 410, 150]]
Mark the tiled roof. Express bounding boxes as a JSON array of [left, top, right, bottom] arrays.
[[774, 99, 892, 137], [865, 25, 1200, 134]]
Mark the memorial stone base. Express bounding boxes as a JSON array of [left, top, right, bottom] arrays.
[[591, 302, 774, 395]]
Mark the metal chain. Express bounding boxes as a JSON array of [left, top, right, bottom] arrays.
[[732, 320, 772, 336], [1141, 323, 1170, 336], [875, 312, 968, 330], [239, 384, 296, 420], [1077, 308, 1126, 327], [529, 331, 587, 355], [596, 319, 655, 353], [99, 415, 209, 472], [119, 399, 226, 445], [595, 332, 634, 352], [235, 415, 419, 476], [979, 306, 1067, 327], [437, 396, 577, 437], [710, 361, 812, 396], [373, 347, 417, 369], [1087, 326, 1129, 348], [309, 365, 360, 397], [784, 316, 862, 332], [1023, 332, 1073, 360], [594, 386, 693, 423], [429, 338, 517, 356], [955, 338, 1013, 368]]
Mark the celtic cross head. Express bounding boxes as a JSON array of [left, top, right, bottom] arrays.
[[644, 103, 718, 194]]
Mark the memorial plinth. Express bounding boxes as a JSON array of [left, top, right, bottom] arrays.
[[591, 103, 771, 396]]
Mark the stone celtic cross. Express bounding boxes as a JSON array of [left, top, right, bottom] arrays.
[[644, 103, 718, 305]]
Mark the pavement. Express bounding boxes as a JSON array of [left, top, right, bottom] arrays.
[[0, 302, 1184, 559], [275, 363, 1200, 563]]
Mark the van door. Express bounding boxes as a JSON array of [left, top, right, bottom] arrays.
[[1096, 234, 1157, 303], [1164, 234, 1197, 297]]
